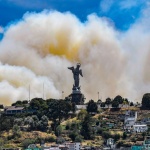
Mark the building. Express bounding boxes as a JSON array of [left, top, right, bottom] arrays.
[[131, 146, 143, 150], [65, 142, 81, 150], [42, 144, 79, 150], [124, 110, 137, 131], [119, 104, 129, 108], [133, 124, 148, 132], [143, 118, 150, 125], [75, 105, 87, 114], [106, 122, 115, 129], [143, 136, 150, 149], [4, 106, 24, 114], [76, 105, 87, 110], [59, 145, 69, 150], [106, 138, 115, 149], [42, 145, 61, 150]]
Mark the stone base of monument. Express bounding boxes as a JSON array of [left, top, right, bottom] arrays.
[[68, 90, 85, 105]]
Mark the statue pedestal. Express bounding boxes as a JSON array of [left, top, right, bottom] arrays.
[[70, 90, 85, 105]]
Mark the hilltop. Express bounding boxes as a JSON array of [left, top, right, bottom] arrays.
[[0, 94, 150, 149]]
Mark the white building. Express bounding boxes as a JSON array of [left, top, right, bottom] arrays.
[[75, 105, 87, 114], [65, 142, 81, 150], [106, 138, 115, 149], [49, 147, 61, 150], [124, 110, 137, 130], [143, 136, 150, 149], [133, 124, 148, 132]]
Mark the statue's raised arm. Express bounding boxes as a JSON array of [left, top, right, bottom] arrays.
[[68, 66, 74, 73]]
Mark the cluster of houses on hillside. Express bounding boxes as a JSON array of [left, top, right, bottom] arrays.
[[124, 110, 148, 133], [41, 142, 81, 150]]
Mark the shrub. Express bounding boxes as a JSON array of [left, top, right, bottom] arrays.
[[22, 139, 36, 148], [123, 132, 127, 139], [56, 137, 65, 144], [75, 135, 83, 142], [113, 134, 120, 141], [102, 131, 111, 139], [69, 131, 78, 141], [97, 127, 103, 135], [45, 136, 56, 142], [55, 125, 62, 136]]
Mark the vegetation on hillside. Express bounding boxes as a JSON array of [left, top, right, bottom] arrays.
[[0, 93, 150, 148]]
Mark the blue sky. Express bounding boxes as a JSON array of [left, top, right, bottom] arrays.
[[0, 0, 149, 31]]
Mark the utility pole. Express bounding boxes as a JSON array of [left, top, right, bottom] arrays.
[[29, 85, 30, 102], [62, 91, 64, 99], [43, 83, 44, 99]]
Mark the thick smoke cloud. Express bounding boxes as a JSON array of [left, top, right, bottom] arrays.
[[0, 10, 150, 105]]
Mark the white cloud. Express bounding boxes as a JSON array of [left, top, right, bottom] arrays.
[[99, 0, 114, 13], [119, 0, 137, 9], [7, 0, 51, 9]]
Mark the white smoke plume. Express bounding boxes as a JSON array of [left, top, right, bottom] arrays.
[[0, 10, 150, 105]]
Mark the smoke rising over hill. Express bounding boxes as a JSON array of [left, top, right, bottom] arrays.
[[0, 11, 150, 104]]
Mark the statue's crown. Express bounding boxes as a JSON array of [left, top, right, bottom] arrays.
[[77, 63, 81, 67]]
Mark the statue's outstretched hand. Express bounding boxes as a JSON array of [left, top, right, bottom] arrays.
[[68, 66, 74, 70]]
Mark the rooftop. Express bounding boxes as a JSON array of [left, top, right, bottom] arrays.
[[5, 106, 24, 111]]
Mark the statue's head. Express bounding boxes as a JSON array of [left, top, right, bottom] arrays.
[[77, 63, 81, 68]]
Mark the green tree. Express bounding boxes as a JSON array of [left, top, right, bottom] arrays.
[[112, 100, 119, 108], [29, 98, 48, 117], [101, 102, 105, 108], [12, 100, 22, 106], [12, 125, 21, 137], [123, 132, 127, 139], [80, 114, 94, 140], [0, 138, 4, 149], [31, 115, 39, 130], [105, 98, 112, 108], [69, 131, 79, 141], [114, 134, 120, 141], [37, 115, 49, 131], [56, 137, 65, 144], [47, 99, 71, 123], [130, 102, 134, 106], [142, 132, 146, 139], [55, 125, 62, 136], [114, 95, 123, 104], [24, 115, 40, 131], [12, 100, 29, 107], [14, 118, 24, 126], [77, 109, 87, 120], [87, 100, 98, 114], [142, 93, 150, 109], [102, 131, 111, 139], [75, 135, 83, 142], [0, 116, 14, 131], [97, 99, 102, 104], [0, 105, 4, 109]]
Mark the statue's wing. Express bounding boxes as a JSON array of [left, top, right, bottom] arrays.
[[79, 69, 83, 77]]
